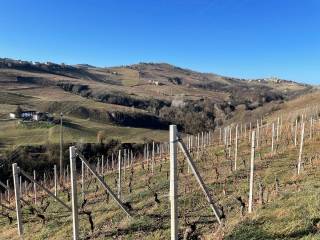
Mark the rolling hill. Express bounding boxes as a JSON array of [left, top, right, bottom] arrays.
[[0, 57, 315, 158]]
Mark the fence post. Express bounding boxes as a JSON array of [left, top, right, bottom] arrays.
[[112, 153, 114, 170], [33, 170, 37, 205], [234, 124, 238, 171], [276, 117, 280, 142], [102, 155, 104, 175], [297, 122, 305, 175], [19, 176, 22, 196], [69, 146, 79, 240], [6, 179, 10, 203], [146, 144, 149, 170], [170, 125, 178, 240], [248, 130, 255, 214], [310, 117, 313, 140], [228, 127, 232, 158], [12, 163, 23, 237], [271, 123, 275, 153], [54, 165, 57, 197], [81, 161, 85, 200], [294, 118, 298, 147], [152, 141, 155, 174], [256, 121, 260, 149], [118, 150, 122, 200]]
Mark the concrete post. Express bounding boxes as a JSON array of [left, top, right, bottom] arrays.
[[248, 130, 255, 214], [12, 163, 23, 237], [69, 146, 79, 240], [170, 125, 178, 240]]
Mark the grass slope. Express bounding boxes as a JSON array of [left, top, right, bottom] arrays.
[[1, 113, 320, 239]]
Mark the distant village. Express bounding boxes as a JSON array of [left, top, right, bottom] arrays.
[[0, 57, 76, 70]]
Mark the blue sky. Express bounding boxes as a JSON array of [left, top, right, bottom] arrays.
[[0, 0, 319, 84]]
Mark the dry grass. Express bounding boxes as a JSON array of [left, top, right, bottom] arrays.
[[1, 112, 320, 239]]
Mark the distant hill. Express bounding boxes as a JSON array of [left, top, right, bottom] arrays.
[[0, 57, 315, 149]]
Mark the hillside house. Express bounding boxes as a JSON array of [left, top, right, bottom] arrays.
[[32, 112, 52, 121], [9, 113, 17, 119], [9, 111, 51, 121], [20, 111, 37, 120], [148, 80, 161, 86]]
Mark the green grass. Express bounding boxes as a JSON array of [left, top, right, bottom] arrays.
[[0, 117, 169, 149], [0, 86, 169, 152]]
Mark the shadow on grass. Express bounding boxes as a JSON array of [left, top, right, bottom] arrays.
[[91, 213, 219, 239], [224, 218, 319, 240], [63, 120, 87, 131]]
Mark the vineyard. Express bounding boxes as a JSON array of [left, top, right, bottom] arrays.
[[1, 104, 320, 240]]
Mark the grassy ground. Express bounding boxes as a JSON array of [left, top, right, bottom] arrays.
[[0, 117, 168, 147], [0, 84, 169, 153], [1, 117, 320, 239], [0, 67, 319, 239]]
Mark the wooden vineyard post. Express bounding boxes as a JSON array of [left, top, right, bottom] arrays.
[[118, 150, 122, 200], [297, 122, 305, 175], [12, 163, 23, 237], [248, 130, 255, 214], [169, 125, 178, 240], [69, 146, 79, 240]]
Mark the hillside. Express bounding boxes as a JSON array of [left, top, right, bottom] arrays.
[[1, 58, 320, 240], [1, 95, 320, 239], [0, 59, 313, 148], [0, 58, 316, 172]]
